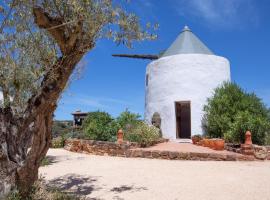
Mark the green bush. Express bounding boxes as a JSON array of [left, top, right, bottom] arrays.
[[203, 82, 270, 145], [82, 111, 119, 141], [116, 109, 141, 131], [51, 136, 65, 148], [125, 122, 160, 147]]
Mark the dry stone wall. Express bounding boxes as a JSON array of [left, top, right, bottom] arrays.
[[64, 139, 260, 161]]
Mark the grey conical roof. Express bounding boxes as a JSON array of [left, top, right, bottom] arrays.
[[162, 26, 213, 57]]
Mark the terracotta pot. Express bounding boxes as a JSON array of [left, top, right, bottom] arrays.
[[203, 139, 210, 147], [117, 129, 124, 144], [214, 139, 225, 151], [209, 139, 216, 149]]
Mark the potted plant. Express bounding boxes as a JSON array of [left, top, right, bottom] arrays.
[[192, 135, 202, 145]]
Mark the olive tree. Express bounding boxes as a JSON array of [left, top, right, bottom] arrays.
[[0, 0, 156, 197]]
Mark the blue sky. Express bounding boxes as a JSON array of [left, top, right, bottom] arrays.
[[55, 0, 270, 120]]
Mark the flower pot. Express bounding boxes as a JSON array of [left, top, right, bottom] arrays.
[[214, 139, 225, 151]]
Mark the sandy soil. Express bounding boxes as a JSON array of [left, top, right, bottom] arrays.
[[40, 149, 270, 200]]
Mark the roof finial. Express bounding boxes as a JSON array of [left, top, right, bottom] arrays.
[[182, 25, 191, 32]]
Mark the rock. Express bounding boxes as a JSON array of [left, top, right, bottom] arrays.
[[253, 145, 268, 160]]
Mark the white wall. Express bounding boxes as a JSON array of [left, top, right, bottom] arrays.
[[145, 54, 231, 140]]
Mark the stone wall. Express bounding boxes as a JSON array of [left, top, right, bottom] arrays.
[[266, 146, 270, 160], [64, 139, 256, 161], [64, 139, 139, 157], [225, 143, 270, 160]]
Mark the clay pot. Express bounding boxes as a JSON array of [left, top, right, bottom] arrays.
[[209, 139, 216, 149], [117, 129, 124, 144], [214, 139, 225, 151], [203, 139, 210, 147]]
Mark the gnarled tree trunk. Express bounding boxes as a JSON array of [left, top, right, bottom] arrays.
[[0, 49, 85, 199]]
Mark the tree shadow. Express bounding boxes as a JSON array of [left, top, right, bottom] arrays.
[[47, 174, 148, 199], [48, 173, 101, 196], [110, 185, 147, 193]]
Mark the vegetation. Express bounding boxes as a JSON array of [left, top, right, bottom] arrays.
[[124, 121, 161, 147], [51, 137, 66, 148], [116, 109, 141, 131], [0, 0, 156, 197], [203, 82, 270, 145], [81, 109, 161, 146], [82, 111, 119, 141], [40, 157, 50, 167], [52, 121, 73, 138], [7, 180, 82, 200]]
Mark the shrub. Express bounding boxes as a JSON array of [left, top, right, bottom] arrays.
[[125, 122, 160, 147], [265, 134, 270, 145], [203, 82, 270, 145], [116, 109, 141, 131], [40, 157, 50, 167], [51, 136, 65, 148], [65, 130, 87, 139], [82, 111, 118, 141], [52, 121, 73, 138]]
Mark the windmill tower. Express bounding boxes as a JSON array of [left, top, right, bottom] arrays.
[[145, 26, 231, 140]]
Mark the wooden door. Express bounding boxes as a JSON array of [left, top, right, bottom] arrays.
[[175, 102, 191, 139]]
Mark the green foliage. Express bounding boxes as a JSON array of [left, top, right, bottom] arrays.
[[79, 110, 161, 146], [52, 121, 73, 138], [265, 134, 270, 145], [82, 111, 119, 141], [116, 109, 141, 131], [0, 0, 157, 113], [51, 137, 65, 148], [125, 122, 160, 147], [203, 82, 270, 145], [65, 130, 87, 140], [40, 157, 50, 167], [6, 182, 81, 200]]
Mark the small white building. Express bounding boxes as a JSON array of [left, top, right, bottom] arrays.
[[145, 26, 231, 140]]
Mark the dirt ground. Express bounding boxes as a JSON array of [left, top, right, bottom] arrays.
[[40, 149, 270, 200]]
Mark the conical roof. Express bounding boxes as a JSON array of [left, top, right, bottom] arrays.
[[162, 26, 213, 57]]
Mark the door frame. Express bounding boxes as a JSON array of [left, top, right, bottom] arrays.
[[175, 101, 191, 139]]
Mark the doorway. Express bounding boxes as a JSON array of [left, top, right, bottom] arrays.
[[175, 101, 191, 139]]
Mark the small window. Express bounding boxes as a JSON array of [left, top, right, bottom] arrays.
[[146, 74, 149, 86]]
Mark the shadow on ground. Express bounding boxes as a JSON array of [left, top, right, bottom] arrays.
[[47, 173, 148, 199], [48, 173, 99, 196]]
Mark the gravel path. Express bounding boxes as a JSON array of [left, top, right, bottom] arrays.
[[40, 149, 270, 200]]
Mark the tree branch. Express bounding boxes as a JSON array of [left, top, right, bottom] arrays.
[[33, 7, 66, 53]]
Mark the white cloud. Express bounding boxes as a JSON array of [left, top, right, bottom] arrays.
[[60, 95, 132, 110], [176, 0, 259, 30]]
